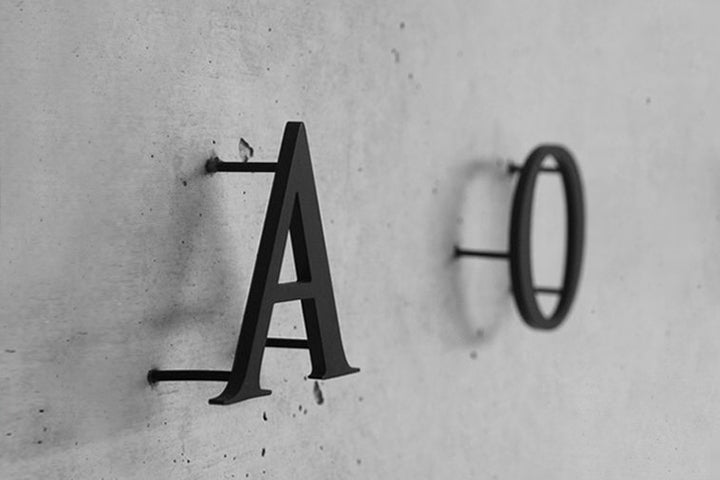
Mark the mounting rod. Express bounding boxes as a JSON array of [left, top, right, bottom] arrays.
[[206, 157, 277, 173], [454, 247, 509, 259], [148, 369, 230, 383]]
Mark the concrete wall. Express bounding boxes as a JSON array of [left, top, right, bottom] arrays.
[[2, 1, 719, 478]]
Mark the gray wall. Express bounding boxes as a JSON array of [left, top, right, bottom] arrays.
[[2, 1, 719, 478]]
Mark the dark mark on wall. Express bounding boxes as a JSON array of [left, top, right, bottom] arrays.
[[391, 48, 400, 63], [470, 351, 477, 359], [262, 411, 267, 421], [5, 349, 15, 353], [239, 138, 254, 161], [313, 381, 324, 405], [261, 447, 266, 457]]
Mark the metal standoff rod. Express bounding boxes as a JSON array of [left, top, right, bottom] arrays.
[[205, 156, 277, 173], [455, 145, 585, 330]]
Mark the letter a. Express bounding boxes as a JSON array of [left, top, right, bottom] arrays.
[[209, 122, 359, 405]]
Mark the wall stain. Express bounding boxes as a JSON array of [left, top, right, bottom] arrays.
[[313, 381, 324, 405], [239, 138, 254, 161], [391, 48, 400, 63]]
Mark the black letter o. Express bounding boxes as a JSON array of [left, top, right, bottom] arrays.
[[509, 145, 585, 329]]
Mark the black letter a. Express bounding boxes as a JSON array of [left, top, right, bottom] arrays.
[[210, 122, 359, 405]]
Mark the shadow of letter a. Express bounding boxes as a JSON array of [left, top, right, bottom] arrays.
[[209, 122, 359, 405]]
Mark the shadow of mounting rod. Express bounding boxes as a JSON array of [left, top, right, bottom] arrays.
[[455, 144, 585, 330]]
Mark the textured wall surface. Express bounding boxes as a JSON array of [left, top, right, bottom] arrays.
[[2, 1, 719, 479]]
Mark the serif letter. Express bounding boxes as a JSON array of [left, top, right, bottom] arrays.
[[209, 122, 359, 405]]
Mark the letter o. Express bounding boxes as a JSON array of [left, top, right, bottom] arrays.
[[509, 145, 585, 329]]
